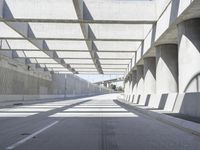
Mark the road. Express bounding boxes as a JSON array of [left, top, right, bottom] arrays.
[[0, 94, 200, 150]]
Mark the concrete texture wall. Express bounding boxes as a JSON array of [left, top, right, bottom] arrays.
[[143, 57, 156, 94], [178, 19, 200, 93], [0, 55, 111, 102], [0, 55, 52, 95], [124, 1, 200, 118], [156, 44, 178, 94], [136, 65, 144, 95], [130, 70, 137, 102]]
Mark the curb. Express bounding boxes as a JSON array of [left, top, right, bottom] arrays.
[[117, 99, 200, 137]]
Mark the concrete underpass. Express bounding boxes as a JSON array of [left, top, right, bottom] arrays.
[[0, 0, 200, 150]]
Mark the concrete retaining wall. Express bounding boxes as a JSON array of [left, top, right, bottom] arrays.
[[0, 55, 111, 102]]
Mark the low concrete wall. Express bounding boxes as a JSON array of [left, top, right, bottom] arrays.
[[128, 92, 200, 118], [0, 95, 65, 102], [138, 95, 147, 105], [0, 93, 103, 102], [173, 93, 200, 117]]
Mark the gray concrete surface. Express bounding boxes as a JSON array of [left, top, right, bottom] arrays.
[[0, 55, 111, 102], [178, 18, 200, 93], [130, 70, 137, 102], [0, 94, 200, 150], [156, 44, 178, 94], [124, 0, 200, 119], [143, 57, 156, 94], [136, 65, 144, 95]]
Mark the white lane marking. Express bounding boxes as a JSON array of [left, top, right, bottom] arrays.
[[49, 113, 137, 117], [74, 106, 120, 108], [0, 108, 53, 112], [18, 106, 64, 108], [0, 113, 37, 117], [6, 121, 59, 150], [64, 108, 127, 112]]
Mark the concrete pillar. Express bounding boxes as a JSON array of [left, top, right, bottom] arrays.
[[143, 57, 156, 94], [126, 76, 131, 101], [156, 44, 178, 94], [124, 79, 129, 100], [136, 65, 144, 95], [130, 70, 137, 102], [135, 65, 144, 104], [128, 75, 132, 101], [106, 83, 109, 88], [178, 19, 200, 93]]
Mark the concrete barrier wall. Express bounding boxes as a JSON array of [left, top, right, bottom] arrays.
[[127, 92, 200, 118], [0, 95, 65, 102], [0, 55, 111, 102], [173, 93, 200, 117]]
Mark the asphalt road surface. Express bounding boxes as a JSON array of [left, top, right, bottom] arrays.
[[0, 94, 200, 150]]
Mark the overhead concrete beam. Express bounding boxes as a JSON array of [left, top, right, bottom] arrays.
[[0, 19, 155, 25], [13, 57, 131, 60], [0, 49, 136, 53], [0, 0, 78, 74], [73, 0, 103, 74], [0, 37, 143, 42]]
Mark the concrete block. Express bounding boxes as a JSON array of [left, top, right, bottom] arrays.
[[176, 93, 200, 117], [163, 93, 177, 111], [138, 95, 147, 105]]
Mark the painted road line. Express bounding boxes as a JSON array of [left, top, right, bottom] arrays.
[[49, 113, 138, 117], [6, 121, 59, 150]]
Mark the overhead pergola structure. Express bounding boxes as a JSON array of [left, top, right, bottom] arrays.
[[0, 0, 157, 75], [94, 77, 124, 85]]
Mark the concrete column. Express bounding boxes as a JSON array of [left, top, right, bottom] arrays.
[[144, 57, 156, 94], [178, 19, 200, 93], [127, 76, 132, 101], [156, 44, 178, 94], [128, 75, 132, 101], [135, 65, 144, 104], [136, 65, 144, 95], [124, 79, 129, 101], [130, 70, 137, 102]]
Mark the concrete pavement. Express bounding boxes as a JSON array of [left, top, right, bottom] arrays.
[[0, 94, 200, 150]]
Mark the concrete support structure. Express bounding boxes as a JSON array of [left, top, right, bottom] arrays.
[[171, 19, 200, 117], [122, 1, 200, 118], [136, 65, 144, 94], [130, 70, 137, 102], [128, 74, 133, 101], [125, 76, 131, 101], [143, 57, 156, 94], [178, 19, 200, 93], [135, 65, 144, 104], [124, 79, 129, 101], [156, 44, 178, 94]]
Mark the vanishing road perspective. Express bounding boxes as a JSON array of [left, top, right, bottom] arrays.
[[0, 0, 200, 150], [1, 94, 200, 150]]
